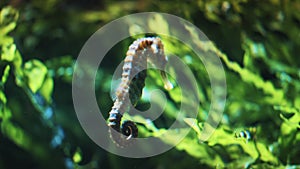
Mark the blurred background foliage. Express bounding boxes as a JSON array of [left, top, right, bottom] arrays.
[[0, 0, 300, 168]]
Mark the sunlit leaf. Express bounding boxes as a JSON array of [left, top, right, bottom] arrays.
[[184, 118, 201, 135], [256, 142, 278, 164], [0, 91, 7, 104], [0, 35, 13, 45], [275, 105, 300, 135], [23, 59, 48, 93], [158, 128, 225, 167], [129, 24, 145, 38], [39, 75, 53, 103], [1, 65, 10, 84], [72, 148, 82, 163], [148, 14, 169, 35], [1, 43, 17, 62], [0, 6, 19, 35]]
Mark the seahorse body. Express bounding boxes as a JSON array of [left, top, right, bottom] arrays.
[[108, 37, 172, 147]]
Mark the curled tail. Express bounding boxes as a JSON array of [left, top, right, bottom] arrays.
[[108, 108, 138, 147]]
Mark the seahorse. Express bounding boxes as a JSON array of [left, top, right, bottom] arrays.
[[108, 37, 173, 147]]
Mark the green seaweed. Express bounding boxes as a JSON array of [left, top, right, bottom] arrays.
[[1, 1, 300, 169]]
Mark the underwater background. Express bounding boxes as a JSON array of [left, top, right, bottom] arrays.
[[0, 0, 300, 168]]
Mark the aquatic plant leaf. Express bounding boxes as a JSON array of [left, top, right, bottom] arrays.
[[23, 59, 48, 93], [184, 118, 201, 135], [187, 26, 286, 105], [275, 105, 300, 134], [148, 14, 169, 35], [154, 128, 225, 167], [1, 42, 17, 62], [1, 65, 10, 84], [1, 114, 31, 148], [39, 75, 53, 103], [256, 142, 278, 164], [72, 148, 82, 163], [129, 24, 145, 38], [0, 6, 19, 36], [207, 126, 264, 160]]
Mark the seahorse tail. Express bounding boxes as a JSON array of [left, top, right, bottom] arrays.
[[108, 109, 122, 132], [121, 120, 138, 139], [108, 118, 138, 147]]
